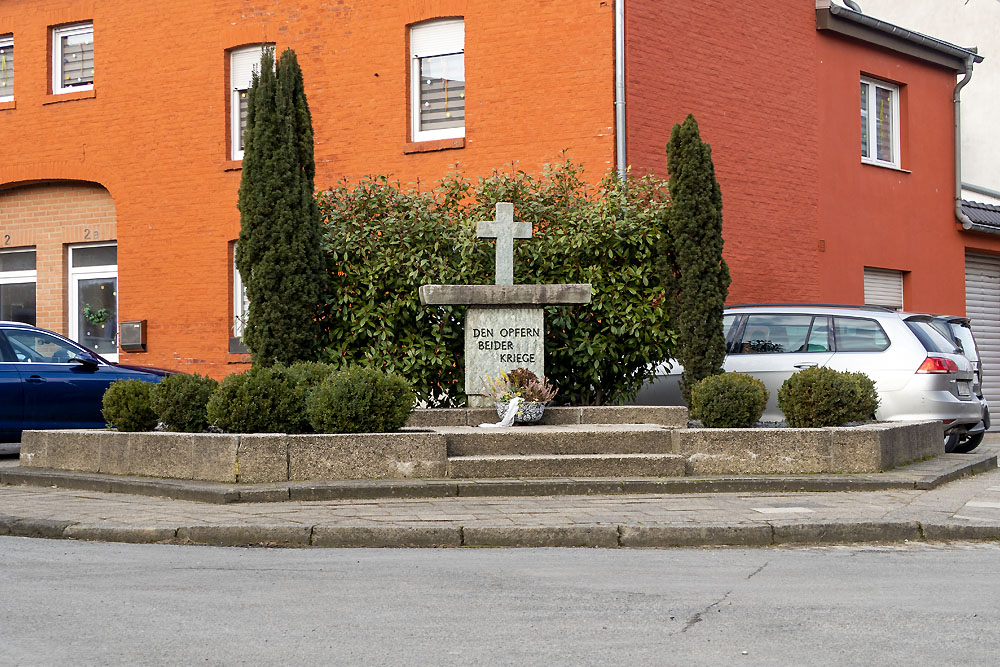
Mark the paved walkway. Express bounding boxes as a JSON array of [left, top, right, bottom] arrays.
[[3, 439, 1000, 548]]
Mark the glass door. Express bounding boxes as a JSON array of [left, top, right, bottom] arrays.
[[68, 244, 118, 362]]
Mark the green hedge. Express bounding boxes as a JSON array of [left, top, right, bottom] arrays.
[[316, 160, 674, 406], [306, 366, 415, 433], [777, 366, 880, 428], [151, 373, 218, 433], [689, 373, 768, 428], [102, 380, 159, 432]]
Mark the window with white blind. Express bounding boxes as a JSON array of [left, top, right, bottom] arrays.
[[230, 44, 272, 160], [860, 76, 899, 168], [0, 35, 13, 101], [410, 19, 465, 142], [52, 23, 93, 94]]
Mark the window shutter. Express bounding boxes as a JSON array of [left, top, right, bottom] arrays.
[[231, 47, 264, 91], [411, 19, 464, 57], [864, 267, 904, 310]]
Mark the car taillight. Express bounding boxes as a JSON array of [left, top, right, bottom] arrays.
[[916, 356, 959, 374]]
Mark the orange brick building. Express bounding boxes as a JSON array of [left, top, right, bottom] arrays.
[[1, 0, 998, 389]]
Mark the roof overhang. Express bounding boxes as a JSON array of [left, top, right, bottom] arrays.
[[815, 1, 983, 72]]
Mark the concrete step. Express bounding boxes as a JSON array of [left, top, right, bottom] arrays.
[[439, 424, 673, 456], [447, 453, 686, 479]]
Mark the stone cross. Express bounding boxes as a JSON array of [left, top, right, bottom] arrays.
[[476, 202, 532, 286]]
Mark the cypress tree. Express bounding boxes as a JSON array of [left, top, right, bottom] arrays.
[[656, 114, 731, 405], [236, 47, 326, 366]]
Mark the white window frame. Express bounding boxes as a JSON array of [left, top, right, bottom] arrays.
[[410, 19, 465, 143], [68, 243, 118, 362], [0, 248, 36, 324], [230, 44, 271, 161], [0, 34, 13, 102], [860, 76, 900, 169], [52, 22, 94, 95], [233, 250, 248, 339]]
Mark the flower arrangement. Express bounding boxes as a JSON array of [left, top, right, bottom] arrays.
[[82, 304, 110, 326], [482, 368, 558, 404]]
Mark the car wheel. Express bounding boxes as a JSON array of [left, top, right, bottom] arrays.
[[945, 432, 962, 453], [952, 432, 984, 454]]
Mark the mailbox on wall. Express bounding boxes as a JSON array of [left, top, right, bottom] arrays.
[[120, 320, 147, 352]]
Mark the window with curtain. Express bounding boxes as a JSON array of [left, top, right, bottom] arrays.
[[0, 35, 13, 101], [52, 23, 93, 94], [860, 76, 899, 168], [230, 44, 272, 160], [410, 19, 465, 142]]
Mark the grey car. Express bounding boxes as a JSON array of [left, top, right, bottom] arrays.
[[927, 315, 990, 452], [637, 305, 983, 450]]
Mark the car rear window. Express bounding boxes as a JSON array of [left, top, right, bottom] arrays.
[[833, 317, 890, 352], [906, 320, 958, 354], [949, 323, 979, 361]]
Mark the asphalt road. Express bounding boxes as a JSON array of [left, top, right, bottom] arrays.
[[2, 538, 999, 666]]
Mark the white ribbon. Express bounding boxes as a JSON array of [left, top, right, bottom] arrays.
[[479, 397, 521, 428]]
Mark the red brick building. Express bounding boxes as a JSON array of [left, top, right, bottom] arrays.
[[0, 1, 996, 389]]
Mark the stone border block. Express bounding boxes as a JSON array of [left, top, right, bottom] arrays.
[[286, 433, 448, 481], [312, 525, 462, 547], [771, 520, 922, 544], [462, 525, 619, 548], [65, 525, 179, 543], [236, 435, 288, 484], [177, 524, 312, 547], [921, 522, 1000, 541], [620, 524, 773, 547], [9, 518, 73, 538]]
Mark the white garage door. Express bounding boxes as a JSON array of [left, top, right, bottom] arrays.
[[965, 252, 1000, 414]]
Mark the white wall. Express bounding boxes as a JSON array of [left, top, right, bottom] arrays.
[[856, 0, 1000, 200]]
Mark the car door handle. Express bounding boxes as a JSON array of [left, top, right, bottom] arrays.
[[793, 363, 818, 369], [26, 375, 46, 383]]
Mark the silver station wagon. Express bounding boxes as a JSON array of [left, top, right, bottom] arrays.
[[639, 305, 984, 450]]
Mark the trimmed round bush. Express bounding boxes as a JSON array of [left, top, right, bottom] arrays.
[[206, 365, 306, 433], [689, 372, 768, 428], [777, 366, 880, 428], [102, 379, 159, 432], [151, 373, 219, 432], [307, 366, 415, 433]]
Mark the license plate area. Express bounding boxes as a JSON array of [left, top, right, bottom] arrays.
[[957, 381, 971, 398]]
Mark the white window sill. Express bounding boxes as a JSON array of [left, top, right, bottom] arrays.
[[43, 89, 96, 105], [861, 159, 911, 174]]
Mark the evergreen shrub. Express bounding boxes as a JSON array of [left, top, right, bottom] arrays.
[[316, 159, 674, 406], [102, 380, 159, 432], [307, 366, 415, 433], [689, 373, 768, 428], [151, 373, 219, 433], [206, 366, 305, 433], [777, 367, 880, 428]]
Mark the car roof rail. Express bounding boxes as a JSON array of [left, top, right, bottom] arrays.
[[725, 303, 895, 312]]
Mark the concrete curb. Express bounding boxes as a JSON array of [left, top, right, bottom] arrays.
[[2, 451, 995, 504], [5, 516, 1000, 548]]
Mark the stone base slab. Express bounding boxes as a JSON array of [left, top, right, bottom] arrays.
[[20, 420, 941, 483], [407, 405, 690, 428]]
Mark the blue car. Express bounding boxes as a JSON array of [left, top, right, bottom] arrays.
[[0, 321, 174, 443]]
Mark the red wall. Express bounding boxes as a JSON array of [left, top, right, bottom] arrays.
[[816, 32, 1000, 315], [625, 0, 821, 305]]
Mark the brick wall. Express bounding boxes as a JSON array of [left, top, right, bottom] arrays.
[[0, 0, 616, 376], [625, 0, 821, 305], [0, 182, 116, 333]]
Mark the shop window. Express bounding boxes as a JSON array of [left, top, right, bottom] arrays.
[[410, 19, 465, 142], [0, 249, 36, 325], [52, 23, 94, 94]]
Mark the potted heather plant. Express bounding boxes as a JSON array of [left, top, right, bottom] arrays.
[[482, 368, 558, 424]]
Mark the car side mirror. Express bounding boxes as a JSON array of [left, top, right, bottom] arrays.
[[71, 356, 99, 370]]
